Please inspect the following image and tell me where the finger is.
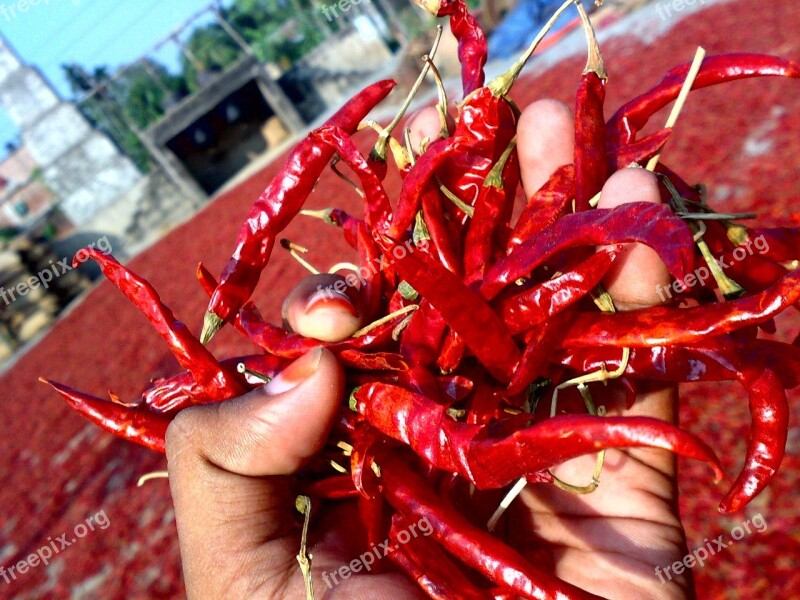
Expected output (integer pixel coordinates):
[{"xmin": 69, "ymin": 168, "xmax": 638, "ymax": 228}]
[
  {"xmin": 406, "ymin": 105, "xmax": 451, "ymax": 153},
  {"xmin": 166, "ymin": 348, "xmax": 343, "ymax": 597},
  {"xmin": 596, "ymin": 167, "xmax": 677, "ymax": 468},
  {"xmin": 517, "ymin": 99, "xmax": 575, "ymax": 197},
  {"xmin": 597, "ymin": 167, "xmax": 671, "ymax": 310},
  {"xmin": 282, "ymin": 273, "xmax": 364, "ymax": 342}
]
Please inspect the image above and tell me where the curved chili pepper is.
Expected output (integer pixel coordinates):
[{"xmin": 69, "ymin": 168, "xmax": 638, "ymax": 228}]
[
  {"xmin": 390, "ymin": 241, "xmax": 520, "ymax": 380},
  {"xmin": 422, "ymin": 188, "xmax": 462, "ymax": 274},
  {"xmin": 496, "ymin": 248, "xmax": 619, "ymax": 334},
  {"xmin": 75, "ymin": 249, "xmax": 246, "ymax": 400},
  {"xmin": 202, "ymin": 79, "xmax": 396, "ymax": 342},
  {"xmin": 42, "ymin": 379, "xmax": 171, "ymax": 453},
  {"xmin": 311, "ymin": 125, "xmax": 392, "ymax": 229},
  {"xmin": 143, "ymin": 354, "xmax": 286, "ymax": 413},
  {"xmin": 560, "ymin": 270, "xmax": 800, "ymax": 348},
  {"xmin": 400, "ymin": 299, "xmax": 448, "ymax": 368},
  {"xmin": 609, "ymin": 128, "xmax": 671, "ymax": 170},
  {"xmin": 464, "ymin": 139, "xmax": 517, "ymax": 282},
  {"xmin": 483, "ymin": 202, "xmax": 696, "ymax": 300},
  {"xmin": 387, "ymin": 514, "xmax": 493, "ymax": 600},
  {"xmin": 719, "ymin": 366, "xmax": 789, "ymax": 513},
  {"xmin": 608, "ymin": 54, "xmax": 800, "ymax": 145},
  {"xmin": 354, "ymin": 383, "xmax": 723, "ymax": 489},
  {"xmin": 508, "ymin": 164, "xmax": 575, "ymax": 250},
  {"xmin": 506, "ymin": 313, "xmax": 569, "ymax": 396},
  {"xmin": 379, "ymin": 451, "xmax": 604, "ymax": 600},
  {"xmin": 390, "ymin": 137, "xmax": 461, "ymax": 239},
  {"xmin": 434, "ymin": 0, "xmax": 487, "ymax": 97}
]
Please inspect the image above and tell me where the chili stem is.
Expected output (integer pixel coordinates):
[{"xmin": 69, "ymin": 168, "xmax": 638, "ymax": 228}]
[
  {"xmin": 371, "ymin": 26, "xmax": 444, "ymax": 161},
  {"xmin": 487, "ymin": 477, "xmax": 528, "ymax": 531},
  {"xmin": 352, "ymin": 304, "xmax": 418, "ymax": 338},
  {"xmin": 237, "ymin": 363, "xmax": 272, "ymax": 384},
  {"xmin": 646, "ymin": 47, "xmax": 706, "ymax": 171},
  {"xmin": 328, "ymin": 262, "xmax": 361, "ymax": 274},
  {"xmin": 330, "ymin": 156, "xmax": 365, "ymax": 199},
  {"xmin": 576, "ymin": 0, "xmax": 606, "ymax": 79},
  {"xmin": 136, "ymin": 471, "xmax": 169, "ymax": 487},
  {"xmin": 280, "ymin": 239, "xmax": 320, "ymax": 275},
  {"xmin": 437, "ymin": 178, "xmax": 475, "ymax": 217},
  {"xmin": 548, "ymin": 384, "xmax": 606, "ymax": 494},
  {"xmin": 488, "ymin": 0, "xmax": 578, "ymax": 97},
  {"xmin": 661, "ymin": 175, "xmax": 745, "ymax": 297},
  {"xmin": 423, "ymin": 55, "xmax": 450, "ymax": 139},
  {"xmin": 295, "ymin": 495, "xmax": 315, "ymax": 600}
]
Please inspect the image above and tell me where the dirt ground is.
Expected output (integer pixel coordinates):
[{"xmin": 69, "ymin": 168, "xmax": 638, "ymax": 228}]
[{"xmin": 1, "ymin": 0, "xmax": 798, "ymax": 597}]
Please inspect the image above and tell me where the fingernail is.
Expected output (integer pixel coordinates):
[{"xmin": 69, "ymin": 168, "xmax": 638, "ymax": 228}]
[
  {"xmin": 305, "ymin": 288, "xmax": 359, "ymax": 318},
  {"xmin": 265, "ymin": 348, "xmax": 323, "ymax": 395}
]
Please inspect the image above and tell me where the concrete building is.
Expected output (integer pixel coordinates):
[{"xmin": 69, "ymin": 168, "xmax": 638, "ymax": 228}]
[{"xmin": 0, "ymin": 35, "xmax": 142, "ymax": 229}]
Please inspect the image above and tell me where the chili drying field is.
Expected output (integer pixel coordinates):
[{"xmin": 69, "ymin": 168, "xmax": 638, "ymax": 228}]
[{"xmin": 2, "ymin": 0, "xmax": 799, "ymax": 597}]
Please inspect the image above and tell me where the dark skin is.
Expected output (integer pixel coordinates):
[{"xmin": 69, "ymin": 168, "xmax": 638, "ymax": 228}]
[{"xmin": 165, "ymin": 101, "xmax": 691, "ymax": 599}]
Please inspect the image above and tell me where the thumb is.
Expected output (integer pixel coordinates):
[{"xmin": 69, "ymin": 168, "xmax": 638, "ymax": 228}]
[{"xmin": 165, "ymin": 347, "xmax": 343, "ymax": 597}]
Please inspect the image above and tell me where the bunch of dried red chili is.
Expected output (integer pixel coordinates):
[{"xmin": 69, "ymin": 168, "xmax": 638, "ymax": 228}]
[{"xmin": 44, "ymin": 0, "xmax": 800, "ymax": 597}]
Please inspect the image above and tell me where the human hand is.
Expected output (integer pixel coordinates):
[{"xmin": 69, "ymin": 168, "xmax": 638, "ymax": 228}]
[
  {"xmin": 165, "ymin": 100, "xmax": 689, "ymax": 600},
  {"xmin": 505, "ymin": 100, "xmax": 691, "ymax": 600}
]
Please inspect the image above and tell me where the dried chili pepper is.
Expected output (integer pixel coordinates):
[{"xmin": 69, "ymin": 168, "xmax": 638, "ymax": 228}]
[
  {"xmin": 76, "ymin": 249, "xmax": 246, "ymax": 400},
  {"xmin": 560, "ymin": 270, "xmax": 800, "ymax": 348},
  {"xmin": 483, "ymin": 201, "xmax": 696, "ymax": 300},
  {"xmin": 202, "ymin": 79, "xmax": 395, "ymax": 342},
  {"xmin": 42, "ymin": 379, "xmax": 171, "ymax": 453},
  {"xmin": 608, "ymin": 53, "xmax": 800, "ymax": 146},
  {"xmin": 354, "ymin": 383, "xmax": 723, "ymax": 489}
]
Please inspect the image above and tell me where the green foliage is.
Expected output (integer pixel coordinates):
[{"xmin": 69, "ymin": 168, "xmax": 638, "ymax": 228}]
[
  {"xmin": 222, "ymin": 0, "xmax": 326, "ymax": 66},
  {"xmin": 181, "ymin": 24, "xmax": 243, "ymax": 92},
  {"xmin": 61, "ymin": 0, "xmax": 331, "ymax": 169}
]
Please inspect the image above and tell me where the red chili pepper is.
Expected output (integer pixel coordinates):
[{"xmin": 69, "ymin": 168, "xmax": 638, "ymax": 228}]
[
  {"xmin": 609, "ymin": 128, "xmax": 671, "ymax": 170},
  {"xmin": 42, "ymin": 379, "xmax": 171, "ymax": 453},
  {"xmin": 387, "ymin": 514, "xmax": 492, "ymax": 600},
  {"xmin": 390, "ymin": 241, "xmax": 521, "ymax": 380},
  {"xmin": 483, "ymin": 202, "xmax": 696, "ymax": 300},
  {"xmin": 508, "ymin": 164, "xmax": 575, "ymax": 250},
  {"xmin": 355, "ymin": 383, "xmax": 723, "ymax": 489},
  {"xmin": 202, "ymin": 79, "xmax": 395, "ymax": 342},
  {"xmin": 389, "ymin": 137, "xmax": 461, "ymax": 239},
  {"xmin": 464, "ymin": 138, "xmax": 517, "ymax": 282},
  {"xmin": 574, "ymin": 70, "xmax": 608, "ymax": 211},
  {"xmin": 506, "ymin": 314, "xmax": 568, "ymax": 396},
  {"xmin": 496, "ymin": 248, "xmax": 619, "ymax": 334},
  {"xmin": 608, "ymin": 54, "xmax": 800, "ymax": 145},
  {"xmin": 300, "ymin": 475, "xmax": 358, "ymax": 499},
  {"xmin": 76, "ymin": 249, "xmax": 245, "ymax": 400},
  {"xmin": 400, "ymin": 300, "xmax": 448, "ymax": 368},
  {"xmin": 311, "ymin": 125, "xmax": 392, "ymax": 229},
  {"xmin": 432, "ymin": 0, "xmax": 487, "ymax": 97},
  {"xmin": 421, "ymin": 187, "xmax": 462, "ymax": 274},
  {"xmin": 560, "ymin": 270, "xmax": 800, "ymax": 348},
  {"xmin": 719, "ymin": 366, "xmax": 789, "ymax": 513},
  {"xmin": 378, "ymin": 450, "xmax": 604, "ymax": 600},
  {"xmin": 143, "ymin": 354, "xmax": 286, "ymax": 413}
]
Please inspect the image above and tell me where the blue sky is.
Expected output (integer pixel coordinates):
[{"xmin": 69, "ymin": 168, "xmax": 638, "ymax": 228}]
[{"xmin": 0, "ymin": 0, "xmax": 216, "ymax": 153}]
